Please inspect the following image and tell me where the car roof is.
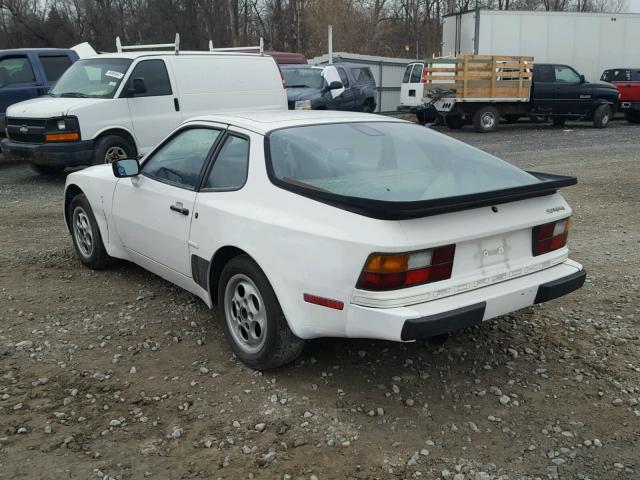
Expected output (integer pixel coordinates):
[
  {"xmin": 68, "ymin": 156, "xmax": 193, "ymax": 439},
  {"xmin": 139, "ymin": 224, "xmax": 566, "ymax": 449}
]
[
  {"xmin": 186, "ymin": 111, "xmax": 407, "ymax": 135},
  {"xmin": 84, "ymin": 51, "xmax": 267, "ymax": 60}
]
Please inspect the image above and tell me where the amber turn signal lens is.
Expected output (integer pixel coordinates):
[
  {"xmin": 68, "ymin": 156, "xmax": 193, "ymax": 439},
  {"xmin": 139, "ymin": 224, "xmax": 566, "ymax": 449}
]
[
  {"xmin": 46, "ymin": 132, "xmax": 79, "ymax": 142},
  {"xmin": 364, "ymin": 253, "xmax": 409, "ymax": 273}
]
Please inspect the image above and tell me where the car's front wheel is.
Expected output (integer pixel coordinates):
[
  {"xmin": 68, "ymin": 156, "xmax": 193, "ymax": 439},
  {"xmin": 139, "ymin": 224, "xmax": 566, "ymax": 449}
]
[
  {"xmin": 218, "ymin": 255, "xmax": 305, "ymax": 370},
  {"xmin": 68, "ymin": 193, "xmax": 114, "ymax": 270}
]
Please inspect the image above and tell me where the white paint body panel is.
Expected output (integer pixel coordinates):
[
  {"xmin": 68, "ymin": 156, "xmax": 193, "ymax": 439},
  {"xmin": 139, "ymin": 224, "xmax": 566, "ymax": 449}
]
[
  {"xmin": 7, "ymin": 52, "xmax": 287, "ymax": 155},
  {"xmin": 64, "ymin": 111, "xmax": 583, "ymax": 342},
  {"xmin": 442, "ymin": 10, "xmax": 640, "ymax": 82}
]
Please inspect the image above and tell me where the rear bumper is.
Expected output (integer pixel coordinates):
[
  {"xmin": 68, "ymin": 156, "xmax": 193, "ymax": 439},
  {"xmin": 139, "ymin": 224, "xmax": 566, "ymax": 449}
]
[
  {"xmin": 345, "ymin": 260, "xmax": 585, "ymax": 341},
  {"xmin": 0, "ymin": 138, "xmax": 94, "ymax": 167}
]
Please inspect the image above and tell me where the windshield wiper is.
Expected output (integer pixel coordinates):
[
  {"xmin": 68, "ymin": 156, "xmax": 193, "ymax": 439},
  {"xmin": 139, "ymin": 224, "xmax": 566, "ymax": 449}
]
[{"xmin": 59, "ymin": 92, "xmax": 88, "ymax": 98}]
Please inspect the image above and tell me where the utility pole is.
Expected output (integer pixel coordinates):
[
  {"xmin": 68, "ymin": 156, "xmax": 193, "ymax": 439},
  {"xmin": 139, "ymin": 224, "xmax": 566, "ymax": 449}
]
[{"xmin": 328, "ymin": 25, "xmax": 333, "ymax": 64}]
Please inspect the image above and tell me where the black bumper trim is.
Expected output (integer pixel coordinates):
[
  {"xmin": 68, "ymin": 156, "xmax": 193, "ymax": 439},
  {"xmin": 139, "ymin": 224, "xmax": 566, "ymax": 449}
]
[
  {"xmin": 400, "ymin": 302, "xmax": 486, "ymax": 341},
  {"xmin": 534, "ymin": 269, "xmax": 586, "ymax": 304},
  {"xmin": 0, "ymin": 138, "xmax": 94, "ymax": 167}
]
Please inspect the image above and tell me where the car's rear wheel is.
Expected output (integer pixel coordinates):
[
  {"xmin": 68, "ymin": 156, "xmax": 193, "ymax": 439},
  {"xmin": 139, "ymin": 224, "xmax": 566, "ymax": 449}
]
[
  {"xmin": 472, "ymin": 106, "xmax": 500, "ymax": 133},
  {"xmin": 93, "ymin": 134, "xmax": 135, "ymax": 165},
  {"xmin": 218, "ymin": 255, "xmax": 305, "ymax": 370},
  {"xmin": 593, "ymin": 104, "xmax": 612, "ymax": 128},
  {"xmin": 362, "ymin": 98, "xmax": 375, "ymax": 113},
  {"xmin": 30, "ymin": 164, "xmax": 65, "ymax": 175},
  {"xmin": 68, "ymin": 194, "xmax": 114, "ymax": 270},
  {"xmin": 625, "ymin": 111, "xmax": 640, "ymax": 124}
]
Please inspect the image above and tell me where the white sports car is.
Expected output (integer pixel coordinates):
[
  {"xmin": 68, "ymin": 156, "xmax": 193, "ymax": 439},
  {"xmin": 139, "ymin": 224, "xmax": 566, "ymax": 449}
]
[{"xmin": 64, "ymin": 111, "xmax": 586, "ymax": 369}]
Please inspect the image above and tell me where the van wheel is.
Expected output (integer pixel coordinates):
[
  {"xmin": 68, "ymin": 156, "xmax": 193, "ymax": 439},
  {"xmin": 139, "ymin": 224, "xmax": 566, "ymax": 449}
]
[
  {"xmin": 625, "ymin": 111, "xmax": 640, "ymax": 124},
  {"xmin": 93, "ymin": 135, "xmax": 136, "ymax": 165},
  {"xmin": 218, "ymin": 255, "xmax": 305, "ymax": 370},
  {"xmin": 31, "ymin": 164, "xmax": 65, "ymax": 175},
  {"xmin": 593, "ymin": 104, "xmax": 611, "ymax": 128},
  {"xmin": 445, "ymin": 115, "xmax": 465, "ymax": 129},
  {"xmin": 473, "ymin": 107, "xmax": 500, "ymax": 133}
]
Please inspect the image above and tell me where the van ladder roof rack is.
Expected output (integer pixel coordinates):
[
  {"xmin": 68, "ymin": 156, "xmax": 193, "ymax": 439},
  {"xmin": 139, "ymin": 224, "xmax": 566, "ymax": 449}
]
[
  {"xmin": 116, "ymin": 33, "xmax": 181, "ymax": 54},
  {"xmin": 208, "ymin": 37, "xmax": 264, "ymax": 55}
]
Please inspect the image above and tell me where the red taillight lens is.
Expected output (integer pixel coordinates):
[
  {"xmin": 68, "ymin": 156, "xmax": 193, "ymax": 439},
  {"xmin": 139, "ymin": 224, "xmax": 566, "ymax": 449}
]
[
  {"xmin": 356, "ymin": 244, "xmax": 456, "ymax": 291},
  {"xmin": 532, "ymin": 217, "xmax": 571, "ymax": 256},
  {"xmin": 420, "ymin": 68, "xmax": 429, "ymax": 84}
]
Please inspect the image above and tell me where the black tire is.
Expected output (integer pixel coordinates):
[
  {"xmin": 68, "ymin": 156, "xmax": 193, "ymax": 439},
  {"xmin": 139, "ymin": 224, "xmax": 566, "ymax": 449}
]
[
  {"xmin": 445, "ymin": 115, "xmax": 465, "ymax": 129},
  {"xmin": 68, "ymin": 193, "xmax": 114, "ymax": 270},
  {"xmin": 362, "ymin": 99, "xmax": 375, "ymax": 113},
  {"xmin": 30, "ymin": 164, "xmax": 65, "ymax": 175},
  {"xmin": 593, "ymin": 104, "xmax": 612, "ymax": 128},
  {"xmin": 93, "ymin": 134, "xmax": 136, "ymax": 165},
  {"xmin": 552, "ymin": 117, "xmax": 567, "ymax": 127},
  {"xmin": 625, "ymin": 111, "xmax": 640, "ymax": 124},
  {"xmin": 472, "ymin": 106, "xmax": 500, "ymax": 133},
  {"xmin": 217, "ymin": 255, "xmax": 305, "ymax": 370},
  {"xmin": 503, "ymin": 115, "xmax": 520, "ymax": 124}
]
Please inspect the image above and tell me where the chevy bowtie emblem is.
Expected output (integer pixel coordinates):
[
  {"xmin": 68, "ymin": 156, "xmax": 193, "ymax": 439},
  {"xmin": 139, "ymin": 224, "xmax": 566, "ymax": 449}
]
[{"xmin": 19, "ymin": 126, "xmax": 28, "ymax": 134}]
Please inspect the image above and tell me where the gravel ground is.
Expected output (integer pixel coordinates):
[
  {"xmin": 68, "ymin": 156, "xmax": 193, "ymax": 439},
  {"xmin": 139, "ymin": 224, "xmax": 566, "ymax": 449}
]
[{"xmin": 0, "ymin": 120, "xmax": 639, "ymax": 480}]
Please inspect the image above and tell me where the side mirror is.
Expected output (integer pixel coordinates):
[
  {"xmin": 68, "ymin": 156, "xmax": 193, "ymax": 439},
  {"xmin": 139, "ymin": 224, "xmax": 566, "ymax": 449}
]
[
  {"xmin": 129, "ymin": 77, "xmax": 147, "ymax": 96},
  {"xmin": 579, "ymin": 74, "xmax": 585, "ymax": 83},
  {"xmin": 328, "ymin": 80, "xmax": 343, "ymax": 90},
  {"xmin": 112, "ymin": 158, "xmax": 140, "ymax": 178}
]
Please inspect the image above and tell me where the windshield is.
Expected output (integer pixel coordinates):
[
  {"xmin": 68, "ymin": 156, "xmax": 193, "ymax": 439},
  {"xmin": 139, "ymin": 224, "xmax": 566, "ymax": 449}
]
[
  {"xmin": 268, "ymin": 122, "xmax": 539, "ymax": 203},
  {"xmin": 50, "ymin": 58, "xmax": 132, "ymax": 99},
  {"xmin": 283, "ymin": 68, "xmax": 324, "ymax": 89}
]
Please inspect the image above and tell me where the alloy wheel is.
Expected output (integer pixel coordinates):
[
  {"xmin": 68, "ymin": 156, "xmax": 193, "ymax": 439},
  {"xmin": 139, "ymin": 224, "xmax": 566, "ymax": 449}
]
[
  {"xmin": 224, "ymin": 274, "xmax": 267, "ymax": 354},
  {"xmin": 104, "ymin": 146, "xmax": 127, "ymax": 164},
  {"xmin": 73, "ymin": 207, "xmax": 93, "ymax": 258}
]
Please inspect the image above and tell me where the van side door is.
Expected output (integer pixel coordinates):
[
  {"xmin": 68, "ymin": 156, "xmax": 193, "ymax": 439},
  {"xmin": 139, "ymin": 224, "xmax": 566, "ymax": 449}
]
[
  {"xmin": 0, "ymin": 53, "xmax": 43, "ymax": 119},
  {"xmin": 121, "ymin": 58, "xmax": 182, "ymax": 154}
]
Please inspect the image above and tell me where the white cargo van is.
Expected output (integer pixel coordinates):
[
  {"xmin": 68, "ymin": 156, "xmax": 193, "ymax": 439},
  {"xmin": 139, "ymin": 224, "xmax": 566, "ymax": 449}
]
[
  {"xmin": 397, "ymin": 62, "xmax": 425, "ymax": 117},
  {"xmin": 2, "ymin": 40, "xmax": 287, "ymax": 174}
]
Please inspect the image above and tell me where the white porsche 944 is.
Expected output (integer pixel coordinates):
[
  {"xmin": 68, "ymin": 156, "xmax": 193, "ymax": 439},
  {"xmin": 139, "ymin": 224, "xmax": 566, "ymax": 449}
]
[{"xmin": 64, "ymin": 111, "xmax": 586, "ymax": 369}]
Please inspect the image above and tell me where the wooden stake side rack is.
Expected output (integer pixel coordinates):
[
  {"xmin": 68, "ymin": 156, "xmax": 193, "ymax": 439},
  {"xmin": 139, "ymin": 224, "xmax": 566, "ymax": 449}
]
[{"xmin": 423, "ymin": 55, "xmax": 534, "ymax": 101}]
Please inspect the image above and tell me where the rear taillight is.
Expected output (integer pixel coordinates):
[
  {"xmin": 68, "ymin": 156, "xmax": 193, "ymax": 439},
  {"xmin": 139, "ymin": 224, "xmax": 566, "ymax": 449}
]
[
  {"xmin": 532, "ymin": 217, "xmax": 571, "ymax": 256},
  {"xmin": 356, "ymin": 245, "xmax": 456, "ymax": 291},
  {"xmin": 421, "ymin": 68, "xmax": 428, "ymax": 84}
]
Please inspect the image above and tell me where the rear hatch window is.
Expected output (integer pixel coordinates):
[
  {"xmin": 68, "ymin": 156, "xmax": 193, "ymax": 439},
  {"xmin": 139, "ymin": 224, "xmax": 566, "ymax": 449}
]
[{"xmin": 267, "ymin": 122, "xmax": 574, "ymax": 219}]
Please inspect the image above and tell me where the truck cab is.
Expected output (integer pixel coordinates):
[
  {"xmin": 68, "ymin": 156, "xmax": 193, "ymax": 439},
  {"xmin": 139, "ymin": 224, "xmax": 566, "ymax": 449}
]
[
  {"xmin": 0, "ymin": 49, "xmax": 78, "ymax": 134},
  {"xmin": 530, "ymin": 64, "xmax": 619, "ymax": 127},
  {"xmin": 601, "ymin": 68, "xmax": 640, "ymax": 124}
]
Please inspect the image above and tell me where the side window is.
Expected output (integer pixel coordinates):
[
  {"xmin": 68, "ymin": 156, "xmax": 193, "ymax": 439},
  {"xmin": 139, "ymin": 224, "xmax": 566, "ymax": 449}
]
[
  {"xmin": 142, "ymin": 128, "xmax": 221, "ymax": 189},
  {"xmin": 337, "ymin": 67, "xmax": 350, "ymax": 88},
  {"xmin": 0, "ymin": 56, "xmax": 36, "ymax": 87},
  {"xmin": 534, "ymin": 65, "xmax": 555, "ymax": 83},
  {"xmin": 127, "ymin": 59, "xmax": 172, "ymax": 97},
  {"xmin": 554, "ymin": 66, "xmax": 580, "ymax": 83},
  {"xmin": 203, "ymin": 135, "xmax": 249, "ymax": 190},
  {"xmin": 410, "ymin": 63, "xmax": 423, "ymax": 83},
  {"xmin": 39, "ymin": 55, "xmax": 72, "ymax": 82},
  {"xmin": 402, "ymin": 64, "xmax": 413, "ymax": 83},
  {"xmin": 351, "ymin": 68, "xmax": 373, "ymax": 82}
]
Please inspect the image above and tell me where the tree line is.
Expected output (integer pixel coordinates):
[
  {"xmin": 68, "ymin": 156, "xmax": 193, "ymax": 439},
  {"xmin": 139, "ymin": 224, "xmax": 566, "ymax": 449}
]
[{"xmin": 0, "ymin": 0, "xmax": 627, "ymax": 59}]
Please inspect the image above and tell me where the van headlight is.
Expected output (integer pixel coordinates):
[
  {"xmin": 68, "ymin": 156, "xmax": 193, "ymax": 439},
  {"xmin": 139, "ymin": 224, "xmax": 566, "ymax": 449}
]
[
  {"xmin": 45, "ymin": 116, "xmax": 80, "ymax": 142},
  {"xmin": 295, "ymin": 100, "xmax": 312, "ymax": 110}
]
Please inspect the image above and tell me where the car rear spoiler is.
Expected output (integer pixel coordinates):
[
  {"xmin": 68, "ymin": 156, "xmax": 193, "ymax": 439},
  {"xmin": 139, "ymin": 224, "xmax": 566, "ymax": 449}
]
[{"xmin": 275, "ymin": 171, "xmax": 577, "ymax": 220}]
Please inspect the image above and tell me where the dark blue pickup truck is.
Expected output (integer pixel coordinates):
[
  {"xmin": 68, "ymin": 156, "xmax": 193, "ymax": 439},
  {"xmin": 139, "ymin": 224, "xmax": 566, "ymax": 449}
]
[{"xmin": 0, "ymin": 48, "xmax": 79, "ymax": 135}]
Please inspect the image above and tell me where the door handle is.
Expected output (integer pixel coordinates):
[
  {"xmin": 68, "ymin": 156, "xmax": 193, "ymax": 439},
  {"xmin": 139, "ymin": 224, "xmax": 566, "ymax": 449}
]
[
  {"xmin": 174, "ymin": 98, "xmax": 180, "ymax": 111},
  {"xmin": 170, "ymin": 203, "xmax": 189, "ymax": 215}
]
